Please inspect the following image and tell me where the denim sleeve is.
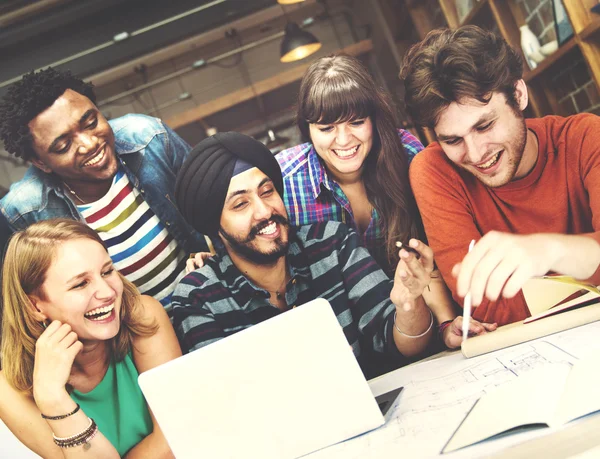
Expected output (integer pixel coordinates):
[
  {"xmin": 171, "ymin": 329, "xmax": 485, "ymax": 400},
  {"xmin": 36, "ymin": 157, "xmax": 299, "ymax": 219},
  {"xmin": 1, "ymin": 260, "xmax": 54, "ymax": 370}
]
[
  {"xmin": 0, "ymin": 211, "xmax": 14, "ymax": 264},
  {"xmin": 163, "ymin": 123, "xmax": 192, "ymax": 173}
]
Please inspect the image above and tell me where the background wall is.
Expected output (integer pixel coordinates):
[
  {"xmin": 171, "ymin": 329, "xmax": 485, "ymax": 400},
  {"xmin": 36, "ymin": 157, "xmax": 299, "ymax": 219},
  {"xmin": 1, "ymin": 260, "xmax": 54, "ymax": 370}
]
[{"xmin": 515, "ymin": 0, "xmax": 600, "ymax": 116}]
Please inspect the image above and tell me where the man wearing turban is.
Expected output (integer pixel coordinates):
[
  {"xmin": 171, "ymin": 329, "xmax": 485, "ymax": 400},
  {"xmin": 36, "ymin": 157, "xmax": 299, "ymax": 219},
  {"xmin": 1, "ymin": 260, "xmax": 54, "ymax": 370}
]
[{"xmin": 172, "ymin": 132, "xmax": 436, "ymax": 378}]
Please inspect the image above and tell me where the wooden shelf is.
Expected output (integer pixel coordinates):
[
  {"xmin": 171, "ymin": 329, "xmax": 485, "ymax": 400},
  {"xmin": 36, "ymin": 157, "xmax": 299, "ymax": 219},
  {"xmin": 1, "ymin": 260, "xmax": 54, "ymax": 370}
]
[
  {"xmin": 381, "ymin": 0, "xmax": 600, "ymax": 141},
  {"xmin": 579, "ymin": 17, "xmax": 600, "ymax": 42},
  {"xmin": 524, "ymin": 38, "xmax": 578, "ymax": 83},
  {"xmin": 460, "ymin": 0, "xmax": 489, "ymax": 27}
]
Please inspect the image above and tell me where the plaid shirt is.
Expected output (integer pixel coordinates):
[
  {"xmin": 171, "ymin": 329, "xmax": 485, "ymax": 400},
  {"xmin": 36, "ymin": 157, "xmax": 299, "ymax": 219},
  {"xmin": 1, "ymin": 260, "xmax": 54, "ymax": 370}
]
[
  {"xmin": 276, "ymin": 130, "xmax": 423, "ymax": 273},
  {"xmin": 172, "ymin": 221, "xmax": 408, "ymax": 378}
]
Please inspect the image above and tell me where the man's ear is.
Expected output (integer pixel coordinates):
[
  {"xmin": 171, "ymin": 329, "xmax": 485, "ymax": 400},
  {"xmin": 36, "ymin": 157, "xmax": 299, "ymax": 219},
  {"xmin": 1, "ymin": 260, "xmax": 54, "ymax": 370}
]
[
  {"xmin": 28, "ymin": 295, "xmax": 48, "ymax": 322},
  {"xmin": 514, "ymin": 79, "xmax": 529, "ymax": 111},
  {"xmin": 30, "ymin": 157, "xmax": 52, "ymax": 174}
]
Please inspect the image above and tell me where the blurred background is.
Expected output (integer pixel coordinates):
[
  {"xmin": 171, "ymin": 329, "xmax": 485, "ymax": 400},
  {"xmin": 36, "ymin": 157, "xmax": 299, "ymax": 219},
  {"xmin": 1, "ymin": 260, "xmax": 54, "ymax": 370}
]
[
  {"xmin": 1, "ymin": 0, "xmax": 600, "ymax": 196},
  {"xmin": 0, "ymin": 0, "xmax": 402, "ymax": 194}
]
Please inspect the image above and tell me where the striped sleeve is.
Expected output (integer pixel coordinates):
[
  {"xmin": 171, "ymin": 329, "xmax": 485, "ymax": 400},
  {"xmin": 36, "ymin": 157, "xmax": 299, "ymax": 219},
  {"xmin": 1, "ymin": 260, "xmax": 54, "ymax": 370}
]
[
  {"xmin": 326, "ymin": 223, "xmax": 399, "ymax": 357},
  {"xmin": 171, "ymin": 272, "xmax": 225, "ymax": 353}
]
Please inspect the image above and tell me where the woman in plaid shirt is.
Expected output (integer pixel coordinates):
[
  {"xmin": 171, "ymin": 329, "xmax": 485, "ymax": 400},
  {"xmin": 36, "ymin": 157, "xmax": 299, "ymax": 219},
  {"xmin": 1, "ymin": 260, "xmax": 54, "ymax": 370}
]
[{"xmin": 276, "ymin": 54, "xmax": 496, "ymax": 348}]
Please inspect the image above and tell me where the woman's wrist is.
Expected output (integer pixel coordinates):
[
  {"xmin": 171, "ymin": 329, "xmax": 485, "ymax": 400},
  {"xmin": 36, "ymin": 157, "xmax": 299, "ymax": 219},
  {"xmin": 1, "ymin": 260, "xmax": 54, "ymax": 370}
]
[
  {"xmin": 393, "ymin": 297, "xmax": 431, "ymax": 336},
  {"xmin": 35, "ymin": 391, "xmax": 76, "ymax": 417},
  {"xmin": 438, "ymin": 319, "xmax": 454, "ymax": 347}
]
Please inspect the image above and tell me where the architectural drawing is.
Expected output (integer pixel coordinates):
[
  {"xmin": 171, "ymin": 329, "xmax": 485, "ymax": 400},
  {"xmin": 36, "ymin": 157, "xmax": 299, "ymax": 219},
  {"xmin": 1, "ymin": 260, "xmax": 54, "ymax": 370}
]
[{"xmin": 308, "ymin": 335, "xmax": 586, "ymax": 459}]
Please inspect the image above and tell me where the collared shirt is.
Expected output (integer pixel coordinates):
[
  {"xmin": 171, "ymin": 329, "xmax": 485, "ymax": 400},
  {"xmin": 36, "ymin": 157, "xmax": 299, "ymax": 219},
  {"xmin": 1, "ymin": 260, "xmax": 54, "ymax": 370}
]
[
  {"xmin": 172, "ymin": 221, "xmax": 409, "ymax": 379},
  {"xmin": 276, "ymin": 130, "xmax": 423, "ymax": 273}
]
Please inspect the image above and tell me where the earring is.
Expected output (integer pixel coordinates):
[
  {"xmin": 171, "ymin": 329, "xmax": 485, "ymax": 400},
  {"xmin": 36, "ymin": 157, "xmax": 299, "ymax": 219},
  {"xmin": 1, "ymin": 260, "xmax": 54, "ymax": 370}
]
[{"xmin": 41, "ymin": 321, "xmax": 47, "ymax": 329}]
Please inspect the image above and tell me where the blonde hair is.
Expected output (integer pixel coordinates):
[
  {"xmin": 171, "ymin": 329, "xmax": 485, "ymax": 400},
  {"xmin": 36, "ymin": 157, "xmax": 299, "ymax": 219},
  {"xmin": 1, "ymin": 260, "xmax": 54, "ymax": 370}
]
[{"xmin": 1, "ymin": 219, "xmax": 157, "ymax": 394}]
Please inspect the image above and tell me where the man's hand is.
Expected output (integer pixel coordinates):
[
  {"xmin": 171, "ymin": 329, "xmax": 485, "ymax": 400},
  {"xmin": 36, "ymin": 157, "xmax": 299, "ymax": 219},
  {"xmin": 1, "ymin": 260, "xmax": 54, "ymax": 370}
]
[
  {"xmin": 390, "ymin": 239, "xmax": 434, "ymax": 309},
  {"xmin": 443, "ymin": 316, "xmax": 497, "ymax": 349},
  {"xmin": 452, "ymin": 232, "xmax": 600, "ymax": 307},
  {"xmin": 186, "ymin": 252, "xmax": 212, "ymax": 274}
]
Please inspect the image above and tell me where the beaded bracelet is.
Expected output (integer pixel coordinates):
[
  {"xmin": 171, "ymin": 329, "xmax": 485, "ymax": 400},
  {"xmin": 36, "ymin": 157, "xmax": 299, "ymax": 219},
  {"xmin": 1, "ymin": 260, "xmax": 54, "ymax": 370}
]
[
  {"xmin": 438, "ymin": 319, "xmax": 454, "ymax": 345},
  {"xmin": 53, "ymin": 417, "xmax": 98, "ymax": 449},
  {"xmin": 41, "ymin": 403, "xmax": 80, "ymax": 420},
  {"xmin": 53, "ymin": 417, "xmax": 92, "ymax": 442},
  {"xmin": 59, "ymin": 426, "xmax": 98, "ymax": 450},
  {"xmin": 393, "ymin": 309, "xmax": 434, "ymax": 338}
]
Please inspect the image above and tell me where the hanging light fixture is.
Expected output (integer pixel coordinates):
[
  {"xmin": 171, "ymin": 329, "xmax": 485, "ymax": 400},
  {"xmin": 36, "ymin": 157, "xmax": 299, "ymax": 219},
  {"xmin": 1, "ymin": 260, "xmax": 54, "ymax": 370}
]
[
  {"xmin": 265, "ymin": 129, "xmax": 289, "ymax": 153},
  {"xmin": 280, "ymin": 21, "xmax": 322, "ymax": 63},
  {"xmin": 277, "ymin": 0, "xmax": 305, "ymax": 4}
]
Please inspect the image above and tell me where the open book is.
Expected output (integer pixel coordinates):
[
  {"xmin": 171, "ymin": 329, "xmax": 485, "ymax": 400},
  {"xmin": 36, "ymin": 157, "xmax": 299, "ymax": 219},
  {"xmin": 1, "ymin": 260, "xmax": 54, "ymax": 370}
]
[
  {"xmin": 461, "ymin": 276, "xmax": 600, "ymax": 358},
  {"xmin": 443, "ymin": 356, "xmax": 600, "ymax": 453}
]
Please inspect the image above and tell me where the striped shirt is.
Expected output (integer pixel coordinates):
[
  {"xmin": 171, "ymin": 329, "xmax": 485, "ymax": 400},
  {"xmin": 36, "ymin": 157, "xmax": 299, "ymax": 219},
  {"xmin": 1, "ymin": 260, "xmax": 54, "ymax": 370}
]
[
  {"xmin": 172, "ymin": 221, "xmax": 408, "ymax": 379},
  {"xmin": 276, "ymin": 130, "xmax": 423, "ymax": 273},
  {"xmin": 79, "ymin": 169, "xmax": 187, "ymax": 312}
]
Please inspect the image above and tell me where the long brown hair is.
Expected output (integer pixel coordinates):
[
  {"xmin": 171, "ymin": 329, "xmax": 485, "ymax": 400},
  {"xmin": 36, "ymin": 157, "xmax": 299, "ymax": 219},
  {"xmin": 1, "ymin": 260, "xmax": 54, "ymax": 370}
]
[
  {"xmin": 1, "ymin": 219, "xmax": 157, "ymax": 394},
  {"xmin": 297, "ymin": 54, "xmax": 423, "ymax": 270}
]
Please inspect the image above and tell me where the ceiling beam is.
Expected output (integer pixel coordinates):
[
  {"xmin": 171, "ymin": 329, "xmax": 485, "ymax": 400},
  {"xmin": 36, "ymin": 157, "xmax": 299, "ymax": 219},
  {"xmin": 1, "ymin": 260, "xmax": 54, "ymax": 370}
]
[
  {"xmin": 0, "ymin": 0, "xmax": 75, "ymax": 28},
  {"xmin": 87, "ymin": 0, "xmax": 321, "ymax": 87},
  {"xmin": 166, "ymin": 39, "xmax": 373, "ymax": 129}
]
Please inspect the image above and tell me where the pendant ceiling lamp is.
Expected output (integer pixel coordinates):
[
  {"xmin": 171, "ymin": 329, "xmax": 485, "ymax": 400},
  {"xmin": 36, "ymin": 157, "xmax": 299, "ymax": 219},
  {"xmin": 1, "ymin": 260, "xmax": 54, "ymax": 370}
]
[
  {"xmin": 277, "ymin": 0, "xmax": 305, "ymax": 4},
  {"xmin": 280, "ymin": 21, "xmax": 322, "ymax": 63},
  {"xmin": 265, "ymin": 129, "xmax": 289, "ymax": 152}
]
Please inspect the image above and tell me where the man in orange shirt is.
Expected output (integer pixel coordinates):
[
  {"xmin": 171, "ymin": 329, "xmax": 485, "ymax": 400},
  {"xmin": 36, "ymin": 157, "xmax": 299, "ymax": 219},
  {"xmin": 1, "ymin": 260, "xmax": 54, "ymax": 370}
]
[{"xmin": 400, "ymin": 25, "xmax": 600, "ymax": 326}]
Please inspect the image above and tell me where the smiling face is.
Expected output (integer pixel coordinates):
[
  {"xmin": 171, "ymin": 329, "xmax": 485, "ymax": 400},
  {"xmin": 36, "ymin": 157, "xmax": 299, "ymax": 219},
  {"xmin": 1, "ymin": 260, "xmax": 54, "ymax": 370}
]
[
  {"xmin": 434, "ymin": 81, "xmax": 534, "ymax": 188},
  {"xmin": 219, "ymin": 167, "xmax": 289, "ymax": 265},
  {"xmin": 28, "ymin": 89, "xmax": 118, "ymax": 197},
  {"xmin": 308, "ymin": 117, "xmax": 373, "ymax": 182},
  {"xmin": 31, "ymin": 238, "xmax": 123, "ymax": 343}
]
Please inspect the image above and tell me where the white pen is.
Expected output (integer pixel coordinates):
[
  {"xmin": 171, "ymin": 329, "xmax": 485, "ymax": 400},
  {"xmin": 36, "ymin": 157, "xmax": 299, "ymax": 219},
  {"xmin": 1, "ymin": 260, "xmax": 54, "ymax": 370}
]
[{"xmin": 462, "ymin": 239, "xmax": 476, "ymax": 342}]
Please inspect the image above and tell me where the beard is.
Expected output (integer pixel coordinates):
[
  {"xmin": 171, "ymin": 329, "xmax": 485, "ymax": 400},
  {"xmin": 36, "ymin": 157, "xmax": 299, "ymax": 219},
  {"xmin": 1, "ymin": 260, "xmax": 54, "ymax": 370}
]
[
  {"xmin": 468, "ymin": 111, "xmax": 528, "ymax": 188},
  {"xmin": 219, "ymin": 214, "xmax": 290, "ymax": 265}
]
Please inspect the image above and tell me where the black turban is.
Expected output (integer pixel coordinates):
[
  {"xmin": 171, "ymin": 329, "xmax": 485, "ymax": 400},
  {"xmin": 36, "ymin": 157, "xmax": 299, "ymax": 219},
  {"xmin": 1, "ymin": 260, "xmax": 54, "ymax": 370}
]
[{"xmin": 175, "ymin": 132, "xmax": 284, "ymax": 237}]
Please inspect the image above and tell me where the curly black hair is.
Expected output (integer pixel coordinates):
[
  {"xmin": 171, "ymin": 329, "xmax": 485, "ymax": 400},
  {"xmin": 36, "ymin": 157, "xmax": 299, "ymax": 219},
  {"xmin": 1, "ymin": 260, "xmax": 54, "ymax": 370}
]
[{"xmin": 0, "ymin": 67, "xmax": 96, "ymax": 160}]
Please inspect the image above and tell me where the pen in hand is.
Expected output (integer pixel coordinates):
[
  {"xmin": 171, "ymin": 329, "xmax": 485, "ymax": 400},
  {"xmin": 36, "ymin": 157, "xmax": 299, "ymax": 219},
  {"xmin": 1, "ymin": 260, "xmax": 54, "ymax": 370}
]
[
  {"xmin": 395, "ymin": 241, "xmax": 421, "ymax": 258},
  {"xmin": 462, "ymin": 239, "xmax": 476, "ymax": 342}
]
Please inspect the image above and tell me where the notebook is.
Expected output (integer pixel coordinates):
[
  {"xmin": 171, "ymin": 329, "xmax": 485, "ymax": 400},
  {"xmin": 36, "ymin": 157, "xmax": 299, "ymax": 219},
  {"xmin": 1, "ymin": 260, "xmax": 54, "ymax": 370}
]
[
  {"xmin": 443, "ymin": 355, "xmax": 600, "ymax": 453},
  {"xmin": 138, "ymin": 298, "xmax": 390, "ymax": 459}
]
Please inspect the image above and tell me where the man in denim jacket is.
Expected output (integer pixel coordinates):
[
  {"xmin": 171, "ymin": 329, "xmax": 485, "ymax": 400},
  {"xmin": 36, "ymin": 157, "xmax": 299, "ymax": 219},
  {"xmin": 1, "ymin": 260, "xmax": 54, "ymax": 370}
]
[{"xmin": 0, "ymin": 68, "xmax": 208, "ymax": 311}]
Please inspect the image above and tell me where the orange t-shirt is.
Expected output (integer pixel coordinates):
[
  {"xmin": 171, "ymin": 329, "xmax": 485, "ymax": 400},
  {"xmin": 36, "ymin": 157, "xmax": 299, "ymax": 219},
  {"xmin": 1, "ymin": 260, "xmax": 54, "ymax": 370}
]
[{"xmin": 409, "ymin": 114, "xmax": 600, "ymax": 326}]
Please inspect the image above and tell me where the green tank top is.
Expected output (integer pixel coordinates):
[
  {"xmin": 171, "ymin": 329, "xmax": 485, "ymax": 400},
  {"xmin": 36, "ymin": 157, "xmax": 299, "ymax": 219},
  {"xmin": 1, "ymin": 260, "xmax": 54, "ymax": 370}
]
[{"xmin": 70, "ymin": 352, "xmax": 152, "ymax": 456}]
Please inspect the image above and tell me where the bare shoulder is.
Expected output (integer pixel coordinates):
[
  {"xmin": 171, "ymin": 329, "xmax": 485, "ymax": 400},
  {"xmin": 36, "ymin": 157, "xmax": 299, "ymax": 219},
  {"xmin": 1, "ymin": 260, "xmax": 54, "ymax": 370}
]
[
  {"xmin": 132, "ymin": 296, "xmax": 182, "ymax": 373},
  {"xmin": 139, "ymin": 294, "xmax": 169, "ymax": 319}
]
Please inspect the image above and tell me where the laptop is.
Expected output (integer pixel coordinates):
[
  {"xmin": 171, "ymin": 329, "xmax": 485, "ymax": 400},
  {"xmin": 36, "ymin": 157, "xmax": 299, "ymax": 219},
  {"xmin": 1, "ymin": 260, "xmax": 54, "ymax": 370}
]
[{"xmin": 139, "ymin": 298, "xmax": 397, "ymax": 459}]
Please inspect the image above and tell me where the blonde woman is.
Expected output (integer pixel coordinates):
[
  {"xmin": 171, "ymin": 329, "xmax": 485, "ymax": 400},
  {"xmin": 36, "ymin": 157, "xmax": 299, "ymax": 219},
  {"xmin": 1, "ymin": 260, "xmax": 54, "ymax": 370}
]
[{"xmin": 0, "ymin": 219, "xmax": 179, "ymax": 458}]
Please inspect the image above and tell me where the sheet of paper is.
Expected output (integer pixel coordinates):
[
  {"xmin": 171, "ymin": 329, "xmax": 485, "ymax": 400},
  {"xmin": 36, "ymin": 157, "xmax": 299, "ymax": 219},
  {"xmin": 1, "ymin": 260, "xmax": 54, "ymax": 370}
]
[
  {"xmin": 555, "ymin": 355, "xmax": 600, "ymax": 426},
  {"xmin": 443, "ymin": 364, "xmax": 570, "ymax": 453},
  {"xmin": 461, "ymin": 303, "xmax": 600, "ymax": 358}
]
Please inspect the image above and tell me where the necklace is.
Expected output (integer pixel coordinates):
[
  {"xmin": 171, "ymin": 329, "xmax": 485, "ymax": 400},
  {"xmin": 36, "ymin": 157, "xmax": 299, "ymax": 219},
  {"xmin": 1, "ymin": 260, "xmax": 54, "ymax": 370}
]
[
  {"xmin": 264, "ymin": 272, "xmax": 289, "ymax": 300},
  {"xmin": 63, "ymin": 182, "xmax": 85, "ymax": 205}
]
